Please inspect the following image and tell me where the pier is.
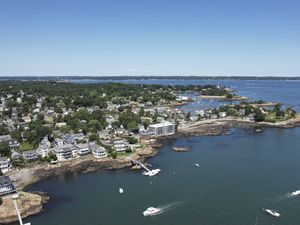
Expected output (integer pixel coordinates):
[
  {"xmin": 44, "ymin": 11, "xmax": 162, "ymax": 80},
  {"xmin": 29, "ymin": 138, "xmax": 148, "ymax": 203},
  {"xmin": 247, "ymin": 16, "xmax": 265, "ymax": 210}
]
[{"xmin": 126, "ymin": 157, "xmax": 160, "ymax": 176}]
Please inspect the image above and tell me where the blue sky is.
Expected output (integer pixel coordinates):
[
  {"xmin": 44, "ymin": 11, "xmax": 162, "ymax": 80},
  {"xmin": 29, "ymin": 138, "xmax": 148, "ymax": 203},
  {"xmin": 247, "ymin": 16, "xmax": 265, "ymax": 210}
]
[{"xmin": 0, "ymin": 0, "xmax": 300, "ymax": 76}]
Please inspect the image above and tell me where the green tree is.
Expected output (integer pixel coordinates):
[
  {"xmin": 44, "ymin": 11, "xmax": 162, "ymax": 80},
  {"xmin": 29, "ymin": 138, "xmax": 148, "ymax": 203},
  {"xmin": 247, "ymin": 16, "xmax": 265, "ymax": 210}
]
[
  {"xmin": 89, "ymin": 134, "xmax": 99, "ymax": 142},
  {"xmin": 254, "ymin": 108, "xmax": 265, "ymax": 122},
  {"xmin": 0, "ymin": 142, "xmax": 11, "ymax": 157},
  {"xmin": 127, "ymin": 121, "xmax": 138, "ymax": 132},
  {"xmin": 110, "ymin": 151, "xmax": 117, "ymax": 159},
  {"xmin": 138, "ymin": 107, "xmax": 145, "ymax": 117},
  {"xmin": 0, "ymin": 197, "xmax": 3, "ymax": 206}
]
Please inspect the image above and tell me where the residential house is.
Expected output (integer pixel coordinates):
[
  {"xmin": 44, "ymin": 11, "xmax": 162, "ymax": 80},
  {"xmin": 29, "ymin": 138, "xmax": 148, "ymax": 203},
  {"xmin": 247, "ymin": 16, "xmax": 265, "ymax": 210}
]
[
  {"xmin": 0, "ymin": 176, "xmax": 16, "ymax": 197},
  {"xmin": 36, "ymin": 144, "xmax": 49, "ymax": 158},
  {"xmin": 11, "ymin": 151, "xmax": 22, "ymax": 162},
  {"xmin": 0, "ymin": 157, "xmax": 11, "ymax": 173},
  {"xmin": 0, "ymin": 135, "xmax": 20, "ymax": 150},
  {"xmin": 54, "ymin": 138, "xmax": 64, "ymax": 146},
  {"xmin": 113, "ymin": 139, "xmax": 128, "ymax": 152},
  {"xmin": 98, "ymin": 130, "xmax": 110, "ymax": 140},
  {"xmin": 55, "ymin": 144, "xmax": 74, "ymax": 161},
  {"xmin": 64, "ymin": 135, "xmax": 76, "ymax": 145},
  {"xmin": 22, "ymin": 150, "xmax": 39, "ymax": 161},
  {"xmin": 74, "ymin": 133, "xmax": 86, "ymax": 142},
  {"xmin": 74, "ymin": 143, "xmax": 90, "ymax": 156},
  {"xmin": 90, "ymin": 144, "xmax": 107, "ymax": 158},
  {"xmin": 11, "ymin": 107, "xmax": 18, "ymax": 122}
]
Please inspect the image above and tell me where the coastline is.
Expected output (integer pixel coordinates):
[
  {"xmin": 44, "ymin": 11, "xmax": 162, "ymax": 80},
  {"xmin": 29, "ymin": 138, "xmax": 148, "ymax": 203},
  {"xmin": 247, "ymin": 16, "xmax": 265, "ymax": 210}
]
[
  {"xmin": 200, "ymin": 95, "xmax": 249, "ymax": 100},
  {"xmin": 2, "ymin": 114, "xmax": 300, "ymax": 223}
]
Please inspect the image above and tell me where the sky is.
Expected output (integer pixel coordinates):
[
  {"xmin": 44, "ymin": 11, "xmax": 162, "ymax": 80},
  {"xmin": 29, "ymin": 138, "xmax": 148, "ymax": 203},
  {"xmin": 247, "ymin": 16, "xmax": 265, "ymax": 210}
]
[{"xmin": 0, "ymin": 0, "xmax": 300, "ymax": 77}]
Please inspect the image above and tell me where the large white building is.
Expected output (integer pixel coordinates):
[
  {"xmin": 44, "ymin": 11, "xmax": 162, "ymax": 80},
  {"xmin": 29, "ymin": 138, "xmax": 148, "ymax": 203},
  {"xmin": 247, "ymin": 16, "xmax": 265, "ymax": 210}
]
[
  {"xmin": 0, "ymin": 157, "xmax": 11, "ymax": 173},
  {"xmin": 55, "ymin": 144, "xmax": 74, "ymax": 161},
  {"xmin": 148, "ymin": 121, "xmax": 176, "ymax": 137}
]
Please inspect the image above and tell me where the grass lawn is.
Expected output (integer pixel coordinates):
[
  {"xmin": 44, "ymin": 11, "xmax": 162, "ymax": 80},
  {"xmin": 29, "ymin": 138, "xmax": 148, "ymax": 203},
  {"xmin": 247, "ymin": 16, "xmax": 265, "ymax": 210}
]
[
  {"xmin": 19, "ymin": 142, "xmax": 34, "ymax": 151},
  {"xmin": 265, "ymin": 112, "xmax": 294, "ymax": 123}
]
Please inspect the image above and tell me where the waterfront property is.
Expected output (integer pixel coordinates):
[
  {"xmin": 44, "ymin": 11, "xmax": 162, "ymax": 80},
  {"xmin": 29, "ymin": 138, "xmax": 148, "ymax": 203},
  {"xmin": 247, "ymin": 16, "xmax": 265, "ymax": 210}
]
[
  {"xmin": 0, "ymin": 157, "xmax": 11, "ymax": 173},
  {"xmin": 55, "ymin": 144, "xmax": 74, "ymax": 161},
  {"xmin": 22, "ymin": 150, "xmax": 39, "ymax": 161},
  {"xmin": 75, "ymin": 143, "xmax": 90, "ymax": 156},
  {"xmin": 90, "ymin": 144, "xmax": 107, "ymax": 158},
  {"xmin": 148, "ymin": 121, "xmax": 176, "ymax": 137},
  {"xmin": 113, "ymin": 139, "xmax": 128, "ymax": 152},
  {"xmin": 0, "ymin": 176, "xmax": 16, "ymax": 197}
]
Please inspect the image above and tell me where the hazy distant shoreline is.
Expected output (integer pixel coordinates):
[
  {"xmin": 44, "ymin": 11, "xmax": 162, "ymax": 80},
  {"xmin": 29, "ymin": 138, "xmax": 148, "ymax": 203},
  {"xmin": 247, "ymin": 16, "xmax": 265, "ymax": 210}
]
[{"xmin": 0, "ymin": 75, "xmax": 300, "ymax": 81}]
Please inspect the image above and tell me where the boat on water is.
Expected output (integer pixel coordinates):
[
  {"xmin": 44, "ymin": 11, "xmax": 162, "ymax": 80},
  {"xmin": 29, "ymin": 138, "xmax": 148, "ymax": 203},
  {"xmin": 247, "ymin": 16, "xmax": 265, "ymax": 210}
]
[
  {"xmin": 143, "ymin": 169, "xmax": 161, "ymax": 177},
  {"xmin": 263, "ymin": 209, "xmax": 280, "ymax": 217},
  {"xmin": 119, "ymin": 188, "xmax": 124, "ymax": 194},
  {"xmin": 291, "ymin": 190, "xmax": 300, "ymax": 196},
  {"xmin": 194, "ymin": 163, "xmax": 200, "ymax": 167},
  {"xmin": 143, "ymin": 207, "xmax": 162, "ymax": 216}
]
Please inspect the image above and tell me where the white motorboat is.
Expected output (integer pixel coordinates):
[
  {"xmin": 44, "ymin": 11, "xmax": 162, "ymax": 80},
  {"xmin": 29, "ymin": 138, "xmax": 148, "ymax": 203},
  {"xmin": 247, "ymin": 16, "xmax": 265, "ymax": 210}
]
[
  {"xmin": 143, "ymin": 169, "xmax": 161, "ymax": 177},
  {"xmin": 119, "ymin": 188, "xmax": 124, "ymax": 194},
  {"xmin": 143, "ymin": 207, "xmax": 162, "ymax": 216},
  {"xmin": 263, "ymin": 209, "xmax": 280, "ymax": 217},
  {"xmin": 194, "ymin": 163, "xmax": 200, "ymax": 167},
  {"xmin": 291, "ymin": 190, "xmax": 300, "ymax": 196}
]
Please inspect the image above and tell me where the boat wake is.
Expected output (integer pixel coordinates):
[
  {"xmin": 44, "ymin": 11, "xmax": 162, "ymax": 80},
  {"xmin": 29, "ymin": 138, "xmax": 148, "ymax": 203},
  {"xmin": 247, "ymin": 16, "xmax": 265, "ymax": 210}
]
[
  {"xmin": 272, "ymin": 190, "xmax": 300, "ymax": 202},
  {"xmin": 158, "ymin": 201, "xmax": 184, "ymax": 213}
]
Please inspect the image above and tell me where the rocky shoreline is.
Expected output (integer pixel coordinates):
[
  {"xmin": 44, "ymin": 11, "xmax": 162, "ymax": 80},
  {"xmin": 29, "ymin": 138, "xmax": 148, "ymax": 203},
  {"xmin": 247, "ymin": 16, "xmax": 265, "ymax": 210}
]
[
  {"xmin": 0, "ymin": 192, "xmax": 49, "ymax": 225},
  {"xmin": 2, "ymin": 146, "xmax": 157, "ymax": 224}
]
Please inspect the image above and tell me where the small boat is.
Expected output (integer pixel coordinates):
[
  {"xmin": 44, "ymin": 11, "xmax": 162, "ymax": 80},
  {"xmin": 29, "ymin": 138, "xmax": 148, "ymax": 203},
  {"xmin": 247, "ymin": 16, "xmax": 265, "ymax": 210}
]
[
  {"xmin": 143, "ymin": 207, "xmax": 162, "ymax": 216},
  {"xmin": 263, "ymin": 208, "xmax": 280, "ymax": 217},
  {"xmin": 291, "ymin": 190, "xmax": 300, "ymax": 196},
  {"xmin": 119, "ymin": 188, "xmax": 124, "ymax": 194},
  {"xmin": 143, "ymin": 169, "xmax": 161, "ymax": 177},
  {"xmin": 194, "ymin": 163, "xmax": 200, "ymax": 167}
]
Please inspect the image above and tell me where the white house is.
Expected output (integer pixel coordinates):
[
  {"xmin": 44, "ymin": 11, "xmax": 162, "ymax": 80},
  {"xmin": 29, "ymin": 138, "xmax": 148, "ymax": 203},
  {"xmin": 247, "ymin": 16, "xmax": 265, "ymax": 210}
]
[
  {"xmin": 90, "ymin": 144, "xmax": 107, "ymax": 158},
  {"xmin": 0, "ymin": 157, "xmax": 11, "ymax": 173},
  {"xmin": 148, "ymin": 121, "xmax": 176, "ymax": 137},
  {"xmin": 113, "ymin": 139, "xmax": 128, "ymax": 152},
  {"xmin": 36, "ymin": 145, "xmax": 49, "ymax": 158},
  {"xmin": 74, "ymin": 143, "xmax": 90, "ymax": 156},
  {"xmin": 55, "ymin": 144, "xmax": 74, "ymax": 161}
]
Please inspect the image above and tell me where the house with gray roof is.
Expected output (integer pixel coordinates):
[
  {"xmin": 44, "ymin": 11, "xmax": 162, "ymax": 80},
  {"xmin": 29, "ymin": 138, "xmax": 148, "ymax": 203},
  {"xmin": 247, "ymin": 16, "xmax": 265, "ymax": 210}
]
[
  {"xmin": 55, "ymin": 144, "xmax": 74, "ymax": 161},
  {"xmin": 22, "ymin": 150, "xmax": 39, "ymax": 161},
  {"xmin": 0, "ymin": 176, "xmax": 16, "ymax": 197}
]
